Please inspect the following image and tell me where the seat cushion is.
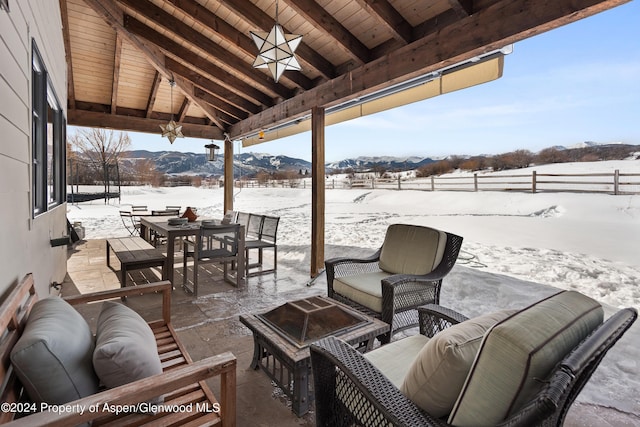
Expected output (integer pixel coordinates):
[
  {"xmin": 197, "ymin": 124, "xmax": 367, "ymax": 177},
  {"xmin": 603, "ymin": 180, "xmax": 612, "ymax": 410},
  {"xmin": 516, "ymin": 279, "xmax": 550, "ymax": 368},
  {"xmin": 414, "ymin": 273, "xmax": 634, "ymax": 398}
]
[
  {"xmin": 365, "ymin": 334, "xmax": 430, "ymax": 388},
  {"xmin": 448, "ymin": 291, "xmax": 603, "ymax": 426},
  {"xmin": 333, "ymin": 271, "xmax": 391, "ymax": 312},
  {"xmin": 10, "ymin": 297, "xmax": 100, "ymax": 405},
  {"xmin": 400, "ymin": 310, "xmax": 515, "ymax": 418},
  {"xmin": 93, "ymin": 301, "xmax": 163, "ymax": 404},
  {"xmin": 379, "ymin": 224, "xmax": 446, "ymax": 275}
]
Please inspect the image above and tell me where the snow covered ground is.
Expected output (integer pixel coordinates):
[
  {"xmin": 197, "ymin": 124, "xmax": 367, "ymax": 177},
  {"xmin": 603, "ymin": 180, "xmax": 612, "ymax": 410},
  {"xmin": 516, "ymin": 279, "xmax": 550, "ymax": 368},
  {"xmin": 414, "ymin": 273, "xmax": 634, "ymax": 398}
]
[{"xmin": 68, "ymin": 159, "xmax": 640, "ymax": 310}]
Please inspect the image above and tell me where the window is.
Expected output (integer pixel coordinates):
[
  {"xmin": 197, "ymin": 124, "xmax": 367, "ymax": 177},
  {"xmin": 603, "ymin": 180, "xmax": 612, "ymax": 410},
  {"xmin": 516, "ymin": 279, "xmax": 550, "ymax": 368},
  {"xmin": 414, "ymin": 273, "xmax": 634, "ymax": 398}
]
[{"xmin": 32, "ymin": 41, "xmax": 65, "ymax": 216}]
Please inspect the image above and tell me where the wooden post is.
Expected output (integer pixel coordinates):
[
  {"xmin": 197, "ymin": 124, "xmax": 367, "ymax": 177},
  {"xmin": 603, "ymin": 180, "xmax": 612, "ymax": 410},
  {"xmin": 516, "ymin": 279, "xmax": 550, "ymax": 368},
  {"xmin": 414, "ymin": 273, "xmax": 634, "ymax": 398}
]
[
  {"xmin": 614, "ymin": 169, "xmax": 619, "ymax": 195},
  {"xmin": 473, "ymin": 173, "xmax": 478, "ymax": 192},
  {"xmin": 311, "ymin": 106, "xmax": 325, "ymax": 277},
  {"xmin": 224, "ymin": 138, "xmax": 233, "ymax": 213},
  {"xmin": 532, "ymin": 170, "xmax": 537, "ymax": 193},
  {"xmin": 398, "ymin": 176, "xmax": 401, "ymax": 190},
  {"xmin": 430, "ymin": 176, "xmax": 435, "ymax": 191}
]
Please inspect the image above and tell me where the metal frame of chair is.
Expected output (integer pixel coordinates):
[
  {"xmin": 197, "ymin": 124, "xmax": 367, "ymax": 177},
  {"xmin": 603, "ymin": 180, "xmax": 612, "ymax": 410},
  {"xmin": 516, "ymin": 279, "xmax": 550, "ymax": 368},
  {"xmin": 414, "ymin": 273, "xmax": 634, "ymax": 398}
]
[{"xmin": 119, "ymin": 210, "xmax": 141, "ymax": 236}]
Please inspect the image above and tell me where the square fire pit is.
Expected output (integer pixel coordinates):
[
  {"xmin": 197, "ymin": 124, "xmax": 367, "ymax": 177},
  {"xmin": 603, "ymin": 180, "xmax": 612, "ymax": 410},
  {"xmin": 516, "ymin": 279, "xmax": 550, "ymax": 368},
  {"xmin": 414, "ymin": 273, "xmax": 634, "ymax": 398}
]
[
  {"xmin": 256, "ymin": 296, "xmax": 368, "ymax": 348},
  {"xmin": 240, "ymin": 296, "xmax": 389, "ymax": 417}
]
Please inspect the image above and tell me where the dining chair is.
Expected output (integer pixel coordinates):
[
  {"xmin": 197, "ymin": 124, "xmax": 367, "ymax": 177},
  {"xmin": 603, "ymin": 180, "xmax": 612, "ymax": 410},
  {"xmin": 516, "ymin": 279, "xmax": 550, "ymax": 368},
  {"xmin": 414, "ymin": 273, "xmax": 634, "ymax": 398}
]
[
  {"xmin": 119, "ymin": 211, "xmax": 140, "ymax": 236},
  {"xmin": 183, "ymin": 223, "xmax": 243, "ymax": 296}
]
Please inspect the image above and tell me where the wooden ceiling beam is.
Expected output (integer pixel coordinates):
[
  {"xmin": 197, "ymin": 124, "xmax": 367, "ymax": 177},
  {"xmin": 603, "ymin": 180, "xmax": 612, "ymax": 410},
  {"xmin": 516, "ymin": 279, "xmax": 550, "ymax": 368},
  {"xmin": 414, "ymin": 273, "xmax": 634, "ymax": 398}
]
[
  {"xmin": 229, "ymin": 0, "xmax": 629, "ymax": 138},
  {"xmin": 285, "ymin": 0, "xmax": 370, "ymax": 65},
  {"xmin": 123, "ymin": 15, "xmax": 273, "ymax": 108},
  {"xmin": 117, "ymin": 0, "xmax": 293, "ymax": 99},
  {"xmin": 218, "ymin": 0, "xmax": 336, "ymax": 80},
  {"xmin": 68, "ymin": 108, "xmax": 223, "ymax": 139},
  {"xmin": 165, "ymin": 0, "xmax": 314, "ymax": 90},
  {"xmin": 192, "ymin": 88, "xmax": 241, "ymax": 125},
  {"xmin": 110, "ymin": 34, "xmax": 122, "ymax": 114},
  {"xmin": 59, "ymin": 0, "xmax": 75, "ymax": 110},
  {"xmin": 145, "ymin": 71, "xmax": 161, "ymax": 119},
  {"xmin": 447, "ymin": 0, "xmax": 474, "ymax": 18},
  {"xmin": 165, "ymin": 58, "xmax": 252, "ymax": 119},
  {"xmin": 354, "ymin": 0, "xmax": 412, "ymax": 44},
  {"xmin": 177, "ymin": 98, "xmax": 190, "ymax": 122},
  {"xmin": 82, "ymin": 0, "xmax": 226, "ymax": 129}
]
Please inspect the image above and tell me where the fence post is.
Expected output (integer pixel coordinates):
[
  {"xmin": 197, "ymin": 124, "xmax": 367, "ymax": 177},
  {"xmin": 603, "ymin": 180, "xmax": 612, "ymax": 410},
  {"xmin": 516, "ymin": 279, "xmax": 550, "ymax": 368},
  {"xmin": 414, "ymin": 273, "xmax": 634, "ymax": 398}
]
[
  {"xmin": 532, "ymin": 171, "xmax": 537, "ymax": 193},
  {"xmin": 431, "ymin": 176, "xmax": 435, "ymax": 191},
  {"xmin": 614, "ymin": 169, "xmax": 619, "ymax": 195},
  {"xmin": 372, "ymin": 179, "xmax": 375, "ymax": 189},
  {"xmin": 473, "ymin": 173, "xmax": 478, "ymax": 192},
  {"xmin": 398, "ymin": 176, "xmax": 401, "ymax": 190}
]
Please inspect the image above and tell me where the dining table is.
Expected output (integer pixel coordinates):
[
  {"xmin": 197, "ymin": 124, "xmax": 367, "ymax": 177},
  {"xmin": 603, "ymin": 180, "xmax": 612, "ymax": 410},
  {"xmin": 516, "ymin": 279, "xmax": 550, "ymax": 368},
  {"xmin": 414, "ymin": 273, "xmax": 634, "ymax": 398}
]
[{"xmin": 139, "ymin": 216, "xmax": 245, "ymax": 286}]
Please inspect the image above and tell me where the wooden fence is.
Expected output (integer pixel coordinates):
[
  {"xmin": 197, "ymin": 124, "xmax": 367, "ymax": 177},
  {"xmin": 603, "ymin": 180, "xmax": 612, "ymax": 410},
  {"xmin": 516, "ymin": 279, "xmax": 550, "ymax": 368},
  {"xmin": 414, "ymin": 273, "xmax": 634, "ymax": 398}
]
[{"xmin": 324, "ymin": 170, "xmax": 640, "ymax": 195}]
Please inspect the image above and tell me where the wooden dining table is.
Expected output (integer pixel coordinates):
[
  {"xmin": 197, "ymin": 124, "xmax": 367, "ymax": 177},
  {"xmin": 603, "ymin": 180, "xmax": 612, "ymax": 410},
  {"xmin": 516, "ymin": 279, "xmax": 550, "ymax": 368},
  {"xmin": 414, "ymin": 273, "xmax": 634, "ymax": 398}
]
[{"xmin": 139, "ymin": 216, "xmax": 245, "ymax": 286}]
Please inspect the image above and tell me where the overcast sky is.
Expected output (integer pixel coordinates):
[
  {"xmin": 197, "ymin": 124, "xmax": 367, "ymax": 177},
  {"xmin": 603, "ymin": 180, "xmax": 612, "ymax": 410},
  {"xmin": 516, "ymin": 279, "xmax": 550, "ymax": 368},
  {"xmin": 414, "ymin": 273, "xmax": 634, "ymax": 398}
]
[{"xmin": 89, "ymin": 1, "xmax": 640, "ymax": 162}]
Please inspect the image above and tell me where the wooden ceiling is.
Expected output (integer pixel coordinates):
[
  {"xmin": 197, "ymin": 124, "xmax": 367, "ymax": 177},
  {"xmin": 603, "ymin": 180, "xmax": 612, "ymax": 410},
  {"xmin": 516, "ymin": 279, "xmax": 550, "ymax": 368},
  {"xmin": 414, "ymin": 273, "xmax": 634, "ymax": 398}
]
[{"xmin": 62, "ymin": 0, "xmax": 629, "ymax": 145}]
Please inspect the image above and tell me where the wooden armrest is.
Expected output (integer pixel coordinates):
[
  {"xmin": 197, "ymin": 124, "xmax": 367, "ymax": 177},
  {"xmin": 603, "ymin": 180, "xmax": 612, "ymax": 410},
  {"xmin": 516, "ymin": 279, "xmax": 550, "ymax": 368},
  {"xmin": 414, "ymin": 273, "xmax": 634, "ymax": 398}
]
[
  {"xmin": 4, "ymin": 352, "xmax": 236, "ymax": 427},
  {"xmin": 418, "ymin": 304, "xmax": 469, "ymax": 338},
  {"xmin": 64, "ymin": 281, "xmax": 172, "ymax": 324}
]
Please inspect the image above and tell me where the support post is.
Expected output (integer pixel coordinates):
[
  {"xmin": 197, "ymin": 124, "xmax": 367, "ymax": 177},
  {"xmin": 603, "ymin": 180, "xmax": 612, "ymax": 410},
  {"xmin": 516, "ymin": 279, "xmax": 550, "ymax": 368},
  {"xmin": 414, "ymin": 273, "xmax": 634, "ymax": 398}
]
[
  {"xmin": 224, "ymin": 138, "xmax": 234, "ymax": 213},
  {"xmin": 311, "ymin": 106, "xmax": 325, "ymax": 277},
  {"xmin": 532, "ymin": 170, "xmax": 537, "ymax": 193},
  {"xmin": 614, "ymin": 169, "xmax": 619, "ymax": 195}
]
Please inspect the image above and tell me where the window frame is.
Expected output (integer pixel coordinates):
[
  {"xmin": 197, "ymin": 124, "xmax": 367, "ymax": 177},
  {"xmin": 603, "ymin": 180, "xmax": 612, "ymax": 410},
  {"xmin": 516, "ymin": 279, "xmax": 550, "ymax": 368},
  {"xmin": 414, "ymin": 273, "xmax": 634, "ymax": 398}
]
[{"xmin": 32, "ymin": 40, "xmax": 65, "ymax": 217}]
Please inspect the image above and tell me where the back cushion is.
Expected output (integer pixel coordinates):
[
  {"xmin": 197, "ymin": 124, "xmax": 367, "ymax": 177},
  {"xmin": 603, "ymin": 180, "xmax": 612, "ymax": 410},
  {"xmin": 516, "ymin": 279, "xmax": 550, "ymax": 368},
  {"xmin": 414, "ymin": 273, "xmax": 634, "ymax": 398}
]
[
  {"xmin": 400, "ymin": 309, "xmax": 515, "ymax": 417},
  {"xmin": 448, "ymin": 291, "xmax": 603, "ymax": 426},
  {"xmin": 93, "ymin": 301, "xmax": 163, "ymax": 405},
  {"xmin": 379, "ymin": 224, "xmax": 445, "ymax": 275},
  {"xmin": 10, "ymin": 297, "xmax": 99, "ymax": 404}
]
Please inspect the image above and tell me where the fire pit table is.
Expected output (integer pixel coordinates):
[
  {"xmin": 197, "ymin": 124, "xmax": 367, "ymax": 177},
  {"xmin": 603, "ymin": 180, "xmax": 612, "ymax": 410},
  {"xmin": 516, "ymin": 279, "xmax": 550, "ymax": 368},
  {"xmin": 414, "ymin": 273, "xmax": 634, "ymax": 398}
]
[{"xmin": 239, "ymin": 296, "xmax": 389, "ymax": 416}]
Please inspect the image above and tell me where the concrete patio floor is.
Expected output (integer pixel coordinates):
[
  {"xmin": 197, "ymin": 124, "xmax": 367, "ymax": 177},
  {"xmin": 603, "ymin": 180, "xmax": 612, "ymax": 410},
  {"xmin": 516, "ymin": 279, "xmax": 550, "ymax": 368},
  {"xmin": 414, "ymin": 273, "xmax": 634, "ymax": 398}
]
[{"xmin": 61, "ymin": 238, "xmax": 638, "ymax": 427}]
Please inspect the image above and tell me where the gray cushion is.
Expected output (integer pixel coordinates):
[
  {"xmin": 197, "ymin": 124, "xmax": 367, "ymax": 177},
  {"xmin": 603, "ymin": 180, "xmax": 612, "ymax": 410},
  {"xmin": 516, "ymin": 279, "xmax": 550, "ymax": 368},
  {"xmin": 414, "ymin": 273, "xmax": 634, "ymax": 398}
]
[
  {"xmin": 365, "ymin": 334, "xmax": 430, "ymax": 388},
  {"xmin": 93, "ymin": 301, "xmax": 163, "ymax": 404},
  {"xmin": 400, "ymin": 310, "xmax": 515, "ymax": 418},
  {"xmin": 379, "ymin": 224, "xmax": 446, "ymax": 275},
  {"xmin": 333, "ymin": 271, "xmax": 391, "ymax": 312},
  {"xmin": 10, "ymin": 297, "xmax": 99, "ymax": 404},
  {"xmin": 448, "ymin": 291, "xmax": 603, "ymax": 426}
]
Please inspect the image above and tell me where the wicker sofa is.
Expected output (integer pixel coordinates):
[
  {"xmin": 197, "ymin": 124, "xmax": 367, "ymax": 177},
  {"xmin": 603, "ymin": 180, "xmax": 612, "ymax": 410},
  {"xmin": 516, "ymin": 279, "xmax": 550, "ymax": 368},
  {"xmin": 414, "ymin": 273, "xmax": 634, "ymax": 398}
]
[
  {"xmin": 310, "ymin": 291, "xmax": 637, "ymax": 427},
  {"xmin": 326, "ymin": 224, "xmax": 463, "ymax": 343}
]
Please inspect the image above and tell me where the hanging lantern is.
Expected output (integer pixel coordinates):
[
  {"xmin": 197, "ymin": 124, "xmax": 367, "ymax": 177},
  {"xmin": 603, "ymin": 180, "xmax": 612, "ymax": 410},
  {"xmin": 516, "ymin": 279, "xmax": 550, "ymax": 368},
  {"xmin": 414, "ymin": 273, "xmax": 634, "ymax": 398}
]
[
  {"xmin": 160, "ymin": 78, "xmax": 184, "ymax": 144},
  {"xmin": 205, "ymin": 143, "xmax": 220, "ymax": 162}
]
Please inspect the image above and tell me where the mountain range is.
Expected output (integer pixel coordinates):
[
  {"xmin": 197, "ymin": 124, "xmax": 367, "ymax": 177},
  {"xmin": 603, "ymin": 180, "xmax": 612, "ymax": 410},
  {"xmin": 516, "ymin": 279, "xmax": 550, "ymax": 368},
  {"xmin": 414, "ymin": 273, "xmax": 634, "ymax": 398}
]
[
  {"xmin": 120, "ymin": 150, "xmax": 438, "ymax": 176},
  {"xmin": 120, "ymin": 141, "xmax": 636, "ymax": 177}
]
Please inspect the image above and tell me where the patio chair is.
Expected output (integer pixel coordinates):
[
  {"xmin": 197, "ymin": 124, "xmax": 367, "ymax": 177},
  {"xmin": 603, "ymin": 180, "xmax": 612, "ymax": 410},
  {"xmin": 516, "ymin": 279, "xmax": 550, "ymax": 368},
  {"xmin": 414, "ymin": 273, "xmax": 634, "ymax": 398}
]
[
  {"xmin": 119, "ymin": 210, "xmax": 140, "ymax": 236},
  {"xmin": 325, "ymin": 223, "xmax": 463, "ymax": 344},
  {"xmin": 245, "ymin": 215, "xmax": 280, "ymax": 277},
  {"xmin": 151, "ymin": 209, "xmax": 180, "ymax": 246},
  {"xmin": 183, "ymin": 223, "xmax": 243, "ymax": 295},
  {"xmin": 310, "ymin": 292, "xmax": 637, "ymax": 427}
]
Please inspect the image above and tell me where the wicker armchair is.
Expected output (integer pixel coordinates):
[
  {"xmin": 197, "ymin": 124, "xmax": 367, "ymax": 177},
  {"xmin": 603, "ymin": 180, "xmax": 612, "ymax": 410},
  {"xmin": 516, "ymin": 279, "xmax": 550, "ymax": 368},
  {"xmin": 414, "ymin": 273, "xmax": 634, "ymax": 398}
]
[
  {"xmin": 326, "ymin": 224, "xmax": 463, "ymax": 343},
  {"xmin": 310, "ymin": 301, "xmax": 637, "ymax": 427}
]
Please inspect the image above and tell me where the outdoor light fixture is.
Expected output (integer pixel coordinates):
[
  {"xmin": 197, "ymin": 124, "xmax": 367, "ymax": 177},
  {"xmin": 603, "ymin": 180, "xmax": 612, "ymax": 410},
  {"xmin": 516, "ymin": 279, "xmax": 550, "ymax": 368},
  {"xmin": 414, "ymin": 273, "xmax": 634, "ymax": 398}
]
[
  {"xmin": 258, "ymin": 130, "xmax": 265, "ymax": 140},
  {"xmin": 205, "ymin": 142, "xmax": 220, "ymax": 162},
  {"xmin": 160, "ymin": 78, "xmax": 184, "ymax": 144},
  {"xmin": 250, "ymin": 0, "xmax": 302, "ymax": 83}
]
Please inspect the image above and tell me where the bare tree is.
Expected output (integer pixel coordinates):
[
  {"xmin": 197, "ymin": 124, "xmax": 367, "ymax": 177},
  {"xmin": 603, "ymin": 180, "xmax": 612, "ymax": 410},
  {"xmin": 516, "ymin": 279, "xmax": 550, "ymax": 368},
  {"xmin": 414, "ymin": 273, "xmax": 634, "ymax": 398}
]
[{"xmin": 69, "ymin": 128, "xmax": 131, "ymax": 193}]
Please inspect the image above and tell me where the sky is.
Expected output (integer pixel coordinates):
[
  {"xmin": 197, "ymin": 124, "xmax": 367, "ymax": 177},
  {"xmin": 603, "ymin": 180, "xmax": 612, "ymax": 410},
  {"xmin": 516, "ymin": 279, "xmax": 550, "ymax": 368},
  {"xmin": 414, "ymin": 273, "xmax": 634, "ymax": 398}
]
[{"xmin": 81, "ymin": 1, "xmax": 640, "ymax": 162}]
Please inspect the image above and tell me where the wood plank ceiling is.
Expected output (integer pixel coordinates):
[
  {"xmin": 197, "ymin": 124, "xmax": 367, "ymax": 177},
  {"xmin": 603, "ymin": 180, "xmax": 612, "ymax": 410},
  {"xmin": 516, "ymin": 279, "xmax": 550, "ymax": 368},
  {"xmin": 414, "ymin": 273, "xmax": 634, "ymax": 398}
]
[{"xmin": 62, "ymin": 0, "xmax": 630, "ymax": 145}]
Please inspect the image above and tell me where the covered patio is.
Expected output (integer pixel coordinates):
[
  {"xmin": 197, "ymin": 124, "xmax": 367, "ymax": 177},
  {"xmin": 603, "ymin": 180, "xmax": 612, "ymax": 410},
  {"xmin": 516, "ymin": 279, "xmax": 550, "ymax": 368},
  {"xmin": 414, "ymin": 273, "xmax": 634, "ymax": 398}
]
[{"xmin": 63, "ymin": 236, "xmax": 638, "ymax": 426}]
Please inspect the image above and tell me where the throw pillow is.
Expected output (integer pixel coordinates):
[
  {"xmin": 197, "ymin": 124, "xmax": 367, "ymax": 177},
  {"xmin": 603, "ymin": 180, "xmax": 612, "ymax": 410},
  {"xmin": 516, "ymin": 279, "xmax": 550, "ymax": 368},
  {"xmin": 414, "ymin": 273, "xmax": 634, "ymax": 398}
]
[
  {"xmin": 10, "ymin": 297, "xmax": 99, "ymax": 404},
  {"xmin": 93, "ymin": 301, "xmax": 163, "ymax": 404},
  {"xmin": 400, "ymin": 309, "xmax": 515, "ymax": 417}
]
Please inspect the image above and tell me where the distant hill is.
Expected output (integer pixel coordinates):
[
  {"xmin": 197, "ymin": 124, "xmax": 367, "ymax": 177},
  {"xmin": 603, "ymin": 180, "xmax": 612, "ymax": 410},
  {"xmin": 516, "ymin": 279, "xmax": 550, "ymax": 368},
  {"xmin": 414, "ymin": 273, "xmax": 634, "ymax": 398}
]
[{"xmin": 115, "ymin": 141, "xmax": 638, "ymax": 178}]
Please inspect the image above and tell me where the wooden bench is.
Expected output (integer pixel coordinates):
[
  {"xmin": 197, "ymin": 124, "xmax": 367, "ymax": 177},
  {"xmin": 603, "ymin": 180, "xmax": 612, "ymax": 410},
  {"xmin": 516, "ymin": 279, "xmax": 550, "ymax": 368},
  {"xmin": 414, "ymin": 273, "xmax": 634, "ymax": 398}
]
[
  {"xmin": 106, "ymin": 237, "xmax": 168, "ymax": 287},
  {"xmin": 0, "ymin": 273, "xmax": 237, "ymax": 426}
]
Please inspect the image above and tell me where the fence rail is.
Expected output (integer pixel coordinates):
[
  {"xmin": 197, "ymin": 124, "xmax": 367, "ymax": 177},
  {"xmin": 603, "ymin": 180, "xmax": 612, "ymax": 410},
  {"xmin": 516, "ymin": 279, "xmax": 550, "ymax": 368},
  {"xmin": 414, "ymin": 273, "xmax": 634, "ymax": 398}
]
[{"xmin": 235, "ymin": 170, "xmax": 640, "ymax": 195}]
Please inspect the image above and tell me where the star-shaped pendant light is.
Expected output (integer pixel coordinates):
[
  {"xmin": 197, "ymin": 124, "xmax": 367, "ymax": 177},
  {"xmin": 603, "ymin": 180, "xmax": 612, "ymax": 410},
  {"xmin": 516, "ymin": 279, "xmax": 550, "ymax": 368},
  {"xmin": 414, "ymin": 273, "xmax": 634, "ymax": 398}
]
[
  {"xmin": 160, "ymin": 78, "xmax": 184, "ymax": 144},
  {"xmin": 250, "ymin": 0, "xmax": 302, "ymax": 83}
]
